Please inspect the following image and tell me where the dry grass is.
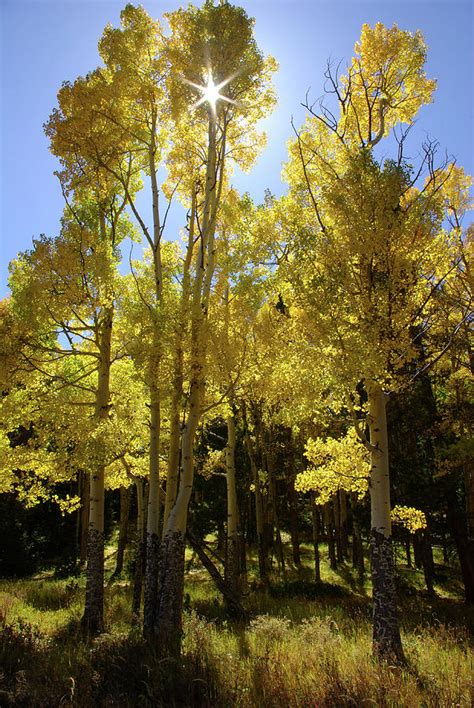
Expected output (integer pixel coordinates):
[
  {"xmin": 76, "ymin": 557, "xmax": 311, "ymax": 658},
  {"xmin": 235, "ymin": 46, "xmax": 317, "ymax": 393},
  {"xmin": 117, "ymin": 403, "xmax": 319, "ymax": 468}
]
[{"xmin": 0, "ymin": 545, "xmax": 472, "ymax": 706}]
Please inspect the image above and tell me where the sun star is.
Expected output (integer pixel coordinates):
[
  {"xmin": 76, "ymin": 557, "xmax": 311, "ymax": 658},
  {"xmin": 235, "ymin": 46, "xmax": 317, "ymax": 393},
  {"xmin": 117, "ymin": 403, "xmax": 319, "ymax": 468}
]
[{"xmin": 184, "ymin": 70, "xmax": 235, "ymax": 113}]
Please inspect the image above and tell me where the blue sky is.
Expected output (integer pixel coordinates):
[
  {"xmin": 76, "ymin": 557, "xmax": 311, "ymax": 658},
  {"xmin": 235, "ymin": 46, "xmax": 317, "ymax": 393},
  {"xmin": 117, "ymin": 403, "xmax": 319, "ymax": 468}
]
[{"xmin": 1, "ymin": 0, "xmax": 473, "ymax": 297}]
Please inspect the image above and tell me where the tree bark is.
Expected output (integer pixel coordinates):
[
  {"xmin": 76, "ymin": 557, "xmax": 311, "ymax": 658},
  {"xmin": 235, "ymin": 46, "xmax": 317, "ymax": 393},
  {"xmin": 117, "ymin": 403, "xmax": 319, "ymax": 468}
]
[
  {"xmin": 187, "ymin": 531, "xmax": 246, "ymax": 619},
  {"xmin": 114, "ymin": 485, "xmax": 131, "ymax": 577},
  {"xmin": 225, "ymin": 412, "xmax": 241, "ymax": 607},
  {"xmin": 449, "ymin": 495, "xmax": 474, "ymax": 604},
  {"xmin": 311, "ymin": 498, "xmax": 321, "ymax": 583},
  {"xmin": 404, "ymin": 534, "xmax": 412, "ymax": 568},
  {"xmin": 82, "ymin": 306, "xmax": 112, "ymax": 636},
  {"xmin": 413, "ymin": 531, "xmax": 423, "ymax": 569},
  {"xmin": 244, "ymin": 424, "xmax": 268, "ymax": 585},
  {"xmin": 143, "ymin": 358, "xmax": 161, "ymax": 637},
  {"xmin": 132, "ymin": 478, "xmax": 146, "ymax": 623},
  {"xmin": 334, "ymin": 492, "xmax": 344, "ymax": 563},
  {"xmin": 156, "ymin": 112, "xmax": 222, "ymax": 657},
  {"xmin": 368, "ymin": 383, "xmax": 404, "ymax": 662},
  {"xmin": 79, "ymin": 471, "xmax": 89, "ymax": 565},
  {"xmin": 325, "ymin": 502, "xmax": 337, "ymax": 570},
  {"xmin": 422, "ymin": 526, "xmax": 435, "ymax": 596},
  {"xmin": 162, "ymin": 193, "xmax": 195, "ymax": 534},
  {"xmin": 351, "ymin": 496, "xmax": 365, "ymax": 583},
  {"xmin": 266, "ymin": 438, "xmax": 286, "ymax": 582},
  {"xmin": 287, "ymin": 472, "xmax": 301, "ymax": 567},
  {"xmin": 156, "ymin": 529, "xmax": 186, "ymax": 657},
  {"xmin": 339, "ymin": 490, "xmax": 349, "ymax": 558}
]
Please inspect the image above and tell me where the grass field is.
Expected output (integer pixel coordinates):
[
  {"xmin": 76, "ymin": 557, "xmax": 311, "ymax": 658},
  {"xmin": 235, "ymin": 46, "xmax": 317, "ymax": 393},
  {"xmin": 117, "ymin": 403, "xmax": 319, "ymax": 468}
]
[{"xmin": 1, "ymin": 539, "xmax": 472, "ymax": 707}]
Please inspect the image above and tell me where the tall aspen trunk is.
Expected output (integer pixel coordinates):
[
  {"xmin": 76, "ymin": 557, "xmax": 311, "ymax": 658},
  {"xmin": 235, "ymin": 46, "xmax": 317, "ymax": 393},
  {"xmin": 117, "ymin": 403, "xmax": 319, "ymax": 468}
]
[
  {"xmin": 156, "ymin": 113, "xmax": 221, "ymax": 658},
  {"xmin": 441, "ymin": 528, "xmax": 448, "ymax": 565},
  {"xmin": 421, "ymin": 527, "xmax": 435, "ymax": 595},
  {"xmin": 143, "ymin": 135, "xmax": 164, "ymax": 637},
  {"xmin": 466, "ymin": 461, "xmax": 474, "ymax": 543},
  {"xmin": 82, "ymin": 306, "xmax": 112, "ymax": 635},
  {"xmin": 339, "ymin": 490, "xmax": 349, "ymax": 558},
  {"xmin": 460, "ymin": 460, "xmax": 474, "ymax": 603},
  {"xmin": 163, "ymin": 193, "xmax": 195, "ymax": 534},
  {"xmin": 114, "ymin": 486, "xmax": 131, "ymax": 577},
  {"xmin": 351, "ymin": 495, "xmax": 365, "ymax": 582},
  {"xmin": 143, "ymin": 353, "xmax": 161, "ymax": 637},
  {"xmin": 156, "ymin": 369, "xmax": 200, "ymax": 655},
  {"xmin": 352, "ymin": 519, "xmax": 365, "ymax": 582},
  {"xmin": 325, "ymin": 502, "xmax": 337, "ymax": 570},
  {"xmin": 287, "ymin": 450, "xmax": 301, "ymax": 567},
  {"xmin": 334, "ymin": 492, "xmax": 344, "ymax": 563},
  {"xmin": 413, "ymin": 531, "xmax": 423, "ymax": 569},
  {"xmin": 368, "ymin": 384, "xmax": 404, "ymax": 662},
  {"xmin": 448, "ymin": 490, "xmax": 474, "ymax": 604},
  {"xmin": 132, "ymin": 478, "xmax": 146, "ymax": 623},
  {"xmin": 79, "ymin": 471, "xmax": 90, "ymax": 565},
  {"xmin": 244, "ymin": 425, "xmax": 268, "ymax": 585},
  {"xmin": 404, "ymin": 534, "xmax": 412, "ymax": 567},
  {"xmin": 186, "ymin": 531, "xmax": 246, "ymax": 618},
  {"xmin": 266, "ymin": 440, "xmax": 286, "ymax": 582},
  {"xmin": 225, "ymin": 412, "xmax": 241, "ymax": 608},
  {"xmin": 311, "ymin": 498, "xmax": 321, "ymax": 583}
]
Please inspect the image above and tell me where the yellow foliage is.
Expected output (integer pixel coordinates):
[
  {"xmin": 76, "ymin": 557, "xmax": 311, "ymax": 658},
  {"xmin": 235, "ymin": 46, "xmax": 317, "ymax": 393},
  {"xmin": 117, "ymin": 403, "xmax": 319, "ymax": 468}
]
[
  {"xmin": 391, "ymin": 505, "xmax": 427, "ymax": 534},
  {"xmin": 295, "ymin": 428, "xmax": 369, "ymax": 504}
]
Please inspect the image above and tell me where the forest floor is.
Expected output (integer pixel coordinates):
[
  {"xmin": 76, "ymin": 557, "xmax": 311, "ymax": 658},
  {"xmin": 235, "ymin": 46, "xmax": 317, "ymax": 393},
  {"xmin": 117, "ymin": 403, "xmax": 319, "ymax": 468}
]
[{"xmin": 0, "ymin": 539, "xmax": 472, "ymax": 707}]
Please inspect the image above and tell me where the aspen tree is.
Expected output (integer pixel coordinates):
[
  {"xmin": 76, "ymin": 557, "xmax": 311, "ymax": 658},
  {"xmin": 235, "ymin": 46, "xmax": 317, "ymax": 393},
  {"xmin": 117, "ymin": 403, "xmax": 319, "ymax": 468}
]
[
  {"xmin": 97, "ymin": 6, "xmax": 172, "ymax": 632},
  {"xmin": 282, "ymin": 23, "xmax": 471, "ymax": 660},
  {"xmin": 156, "ymin": 0, "xmax": 275, "ymax": 655}
]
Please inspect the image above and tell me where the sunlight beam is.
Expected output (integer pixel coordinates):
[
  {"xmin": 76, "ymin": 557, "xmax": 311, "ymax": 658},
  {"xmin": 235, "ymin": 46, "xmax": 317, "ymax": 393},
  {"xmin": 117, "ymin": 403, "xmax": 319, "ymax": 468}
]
[{"xmin": 184, "ymin": 70, "xmax": 236, "ymax": 113}]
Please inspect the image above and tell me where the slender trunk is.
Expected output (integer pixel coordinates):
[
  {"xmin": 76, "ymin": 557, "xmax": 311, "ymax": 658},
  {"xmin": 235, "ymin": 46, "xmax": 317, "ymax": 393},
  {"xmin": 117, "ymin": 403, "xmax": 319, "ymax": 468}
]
[
  {"xmin": 368, "ymin": 383, "xmax": 404, "ymax": 662},
  {"xmin": 405, "ymin": 534, "xmax": 412, "ymax": 568},
  {"xmin": 413, "ymin": 531, "xmax": 423, "ymax": 569},
  {"xmin": 334, "ymin": 492, "xmax": 344, "ymax": 563},
  {"xmin": 79, "ymin": 471, "xmax": 89, "ymax": 565},
  {"xmin": 244, "ymin": 425, "xmax": 268, "ymax": 585},
  {"xmin": 82, "ymin": 306, "xmax": 112, "ymax": 635},
  {"xmin": 217, "ymin": 517, "xmax": 226, "ymax": 555},
  {"xmin": 311, "ymin": 498, "xmax": 321, "ymax": 583},
  {"xmin": 287, "ymin": 474, "xmax": 301, "ymax": 567},
  {"xmin": 441, "ymin": 528, "xmax": 448, "ymax": 565},
  {"xmin": 466, "ymin": 460, "xmax": 474, "ymax": 542},
  {"xmin": 449, "ymin": 495, "xmax": 474, "ymax": 604},
  {"xmin": 325, "ymin": 502, "xmax": 337, "ymax": 570},
  {"xmin": 156, "ymin": 113, "xmax": 221, "ymax": 657},
  {"xmin": 132, "ymin": 478, "xmax": 146, "ymax": 623},
  {"xmin": 142, "ymin": 135, "xmax": 164, "ymax": 637},
  {"xmin": 351, "ymin": 497, "xmax": 365, "ymax": 583},
  {"xmin": 143, "ymin": 356, "xmax": 161, "ymax": 637},
  {"xmin": 75, "ymin": 476, "xmax": 81, "ymax": 564},
  {"xmin": 339, "ymin": 490, "xmax": 349, "ymax": 559},
  {"xmin": 266, "ymin": 440, "xmax": 286, "ymax": 582},
  {"xmin": 187, "ymin": 531, "xmax": 246, "ymax": 619},
  {"xmin": 162, "ymin": 193, "xmax": 196, "ymax": 534},
  {"xmin": 114, "ymin": 486, "xmax": 131, "ymax": 577},
  {"xmin": 225, "ymin": 412, "xmax": 241, "ymax": 607},
  {"xmin": 422, "ymin": 526, "xmax": 435, "ymax": 596}
]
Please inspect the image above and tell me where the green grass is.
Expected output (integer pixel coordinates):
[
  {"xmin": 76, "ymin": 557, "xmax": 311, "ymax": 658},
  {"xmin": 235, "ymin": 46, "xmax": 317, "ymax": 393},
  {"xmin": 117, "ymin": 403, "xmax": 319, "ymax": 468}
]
[{"xmin": 1, "ymin": 541, "xmax": 473, "ymax": 706}]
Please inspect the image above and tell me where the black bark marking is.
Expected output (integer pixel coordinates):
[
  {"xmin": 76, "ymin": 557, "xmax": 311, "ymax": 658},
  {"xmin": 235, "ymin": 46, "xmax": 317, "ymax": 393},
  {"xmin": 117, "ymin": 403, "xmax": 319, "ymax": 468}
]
[
  {"xmin": 155, "ymin": 530, "xmax": 186, "ymax": 658},
  {"xmin": 371, "ymin": 530, "xmax": 404, "ymax": 663},
  {"xmin": 82, "ymin": 528, "xmax": 105, "ymax": 636},
  {"xmin": 143, "ymin": 531, "xmax": 160, "ymax": 636}
]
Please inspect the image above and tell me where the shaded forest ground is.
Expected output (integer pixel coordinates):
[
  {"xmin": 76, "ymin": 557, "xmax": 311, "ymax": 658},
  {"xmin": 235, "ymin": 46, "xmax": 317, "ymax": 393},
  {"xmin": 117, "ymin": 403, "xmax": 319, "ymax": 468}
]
[{"xmin": 1, "ymin": 537, "xmax": 472, "ymax": 707}]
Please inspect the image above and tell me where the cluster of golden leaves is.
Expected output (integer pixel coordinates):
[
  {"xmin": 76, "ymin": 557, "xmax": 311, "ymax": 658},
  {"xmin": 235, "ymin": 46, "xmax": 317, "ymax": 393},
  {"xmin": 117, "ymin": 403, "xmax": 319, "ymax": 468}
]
[
  {"xmin": 295, "ymin": 428, "xmax": 369, "ymax": 504},
  {"xmin": 391, "ymin": 505, "xmax": 427, "ymax": 534}
]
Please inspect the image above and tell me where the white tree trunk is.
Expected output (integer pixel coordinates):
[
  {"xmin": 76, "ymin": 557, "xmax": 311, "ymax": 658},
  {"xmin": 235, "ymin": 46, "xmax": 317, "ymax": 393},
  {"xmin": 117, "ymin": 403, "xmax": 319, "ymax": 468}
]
[{"xmin": 368, "ymin": 383, "xmax": 404, "ymax": 661}]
